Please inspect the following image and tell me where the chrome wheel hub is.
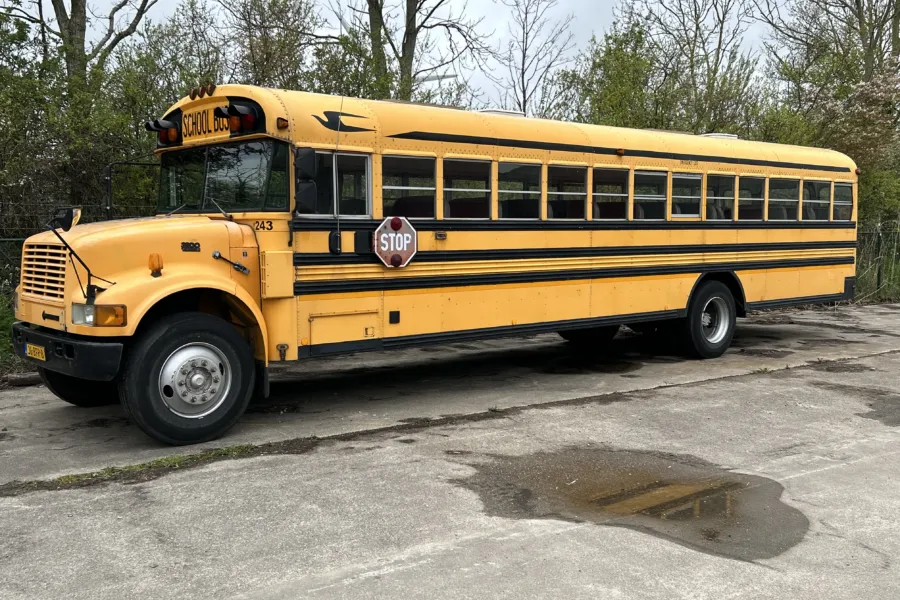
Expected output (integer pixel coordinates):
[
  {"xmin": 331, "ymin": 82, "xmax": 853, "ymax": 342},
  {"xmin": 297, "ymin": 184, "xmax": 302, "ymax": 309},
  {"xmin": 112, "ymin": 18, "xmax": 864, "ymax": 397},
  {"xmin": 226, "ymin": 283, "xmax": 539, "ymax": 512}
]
[
  {"xmin": 701, "ymin": 296, "xmax": 730, "ymax": 345},
  {"xmin": 158, "ymin": 343, "xmax": 232, "ymax": 418}
]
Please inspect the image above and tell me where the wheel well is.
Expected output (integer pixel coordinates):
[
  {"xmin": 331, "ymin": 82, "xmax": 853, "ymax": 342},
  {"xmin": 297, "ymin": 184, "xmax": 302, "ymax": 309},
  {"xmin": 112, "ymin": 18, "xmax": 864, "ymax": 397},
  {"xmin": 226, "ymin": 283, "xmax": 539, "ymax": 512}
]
[
  {"xmin": 693, "ymin": 272, "xmax": 746, "ymax": 317},
  {"xmin": 134, "ymin": 288, "xmax": 264, "ymax": 352}
]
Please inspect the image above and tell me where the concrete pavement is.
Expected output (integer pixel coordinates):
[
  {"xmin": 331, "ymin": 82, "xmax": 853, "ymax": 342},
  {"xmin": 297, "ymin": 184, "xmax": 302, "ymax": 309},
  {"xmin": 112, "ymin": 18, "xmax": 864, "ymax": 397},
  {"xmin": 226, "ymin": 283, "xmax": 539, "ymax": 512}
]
[{"xmin": 1, "ymin": 305, "xmax": 900, "ymax": 598}]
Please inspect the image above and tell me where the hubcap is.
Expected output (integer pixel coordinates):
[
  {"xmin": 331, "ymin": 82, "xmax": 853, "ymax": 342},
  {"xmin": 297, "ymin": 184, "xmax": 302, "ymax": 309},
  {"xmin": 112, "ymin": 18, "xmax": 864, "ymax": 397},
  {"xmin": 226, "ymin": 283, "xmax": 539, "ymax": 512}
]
[
  {"xmin": 701, "ymin": 296, "xmax": 730, "ymax": 345},
  {"xmin": 158, "ymin": 343, "xmax": 232, "ymax": 418}
]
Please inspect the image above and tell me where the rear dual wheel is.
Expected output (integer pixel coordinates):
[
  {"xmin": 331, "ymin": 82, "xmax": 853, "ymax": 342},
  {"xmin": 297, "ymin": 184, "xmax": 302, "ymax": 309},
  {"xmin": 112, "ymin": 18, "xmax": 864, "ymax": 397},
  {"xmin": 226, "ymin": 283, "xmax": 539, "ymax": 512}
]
[
  {"xmin": 682, "ymin": 280, "xmax": 736, "ymax": 358},
  {"xmin": 119, "ymin": 312, "xmax": 255, "ymax": 445},
  {"xmin": 39, "ymin": 368, "xmax": 119, "ymax": 408},
  {"xmin": 560, "ymin": 280, "xmax": 736, "ymax": 359}
]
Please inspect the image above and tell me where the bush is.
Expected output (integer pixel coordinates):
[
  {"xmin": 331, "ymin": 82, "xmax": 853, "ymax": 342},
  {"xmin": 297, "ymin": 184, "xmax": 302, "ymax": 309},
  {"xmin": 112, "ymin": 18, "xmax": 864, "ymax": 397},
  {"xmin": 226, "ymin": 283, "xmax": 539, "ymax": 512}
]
[{"xmin": 0, "ymin": 290, "xmax": 25, "ymax": 375}]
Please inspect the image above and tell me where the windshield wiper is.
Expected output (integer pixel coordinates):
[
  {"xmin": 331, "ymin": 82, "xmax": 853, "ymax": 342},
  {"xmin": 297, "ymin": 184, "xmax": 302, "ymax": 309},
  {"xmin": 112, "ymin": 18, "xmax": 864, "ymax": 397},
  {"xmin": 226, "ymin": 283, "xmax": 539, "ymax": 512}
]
[
  {"xmin": 165, "ymin": 203, "xmax": 187, "ymax": 216},
  {"xmin": 207, "ymin": 198, "xmax": 233, "ymax": 221}
]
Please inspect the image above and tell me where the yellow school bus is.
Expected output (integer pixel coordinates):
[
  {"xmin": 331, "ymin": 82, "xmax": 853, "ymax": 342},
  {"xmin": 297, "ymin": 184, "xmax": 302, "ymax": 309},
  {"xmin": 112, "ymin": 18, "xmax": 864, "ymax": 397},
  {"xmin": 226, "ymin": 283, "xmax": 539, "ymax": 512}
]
[{"xmin": 11, "ymin": 84, "xmax": 858, "ymax": 445}]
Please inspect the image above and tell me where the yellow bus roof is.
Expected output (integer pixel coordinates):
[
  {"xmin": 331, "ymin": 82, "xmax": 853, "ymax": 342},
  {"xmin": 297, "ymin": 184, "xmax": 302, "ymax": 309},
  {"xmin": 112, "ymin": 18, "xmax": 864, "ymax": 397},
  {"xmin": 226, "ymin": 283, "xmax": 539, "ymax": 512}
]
[{"xmin": 164, "ymin": 84, "xmax": 857, "ymax": 177}]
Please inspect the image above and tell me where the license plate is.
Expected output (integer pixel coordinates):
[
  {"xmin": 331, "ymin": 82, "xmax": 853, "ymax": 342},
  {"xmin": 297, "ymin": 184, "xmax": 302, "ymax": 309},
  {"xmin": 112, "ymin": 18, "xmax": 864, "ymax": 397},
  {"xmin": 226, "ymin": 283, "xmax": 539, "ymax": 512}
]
[{"xmin": 25, "ymin": 343, "xmax": 46, "ymax": 361}]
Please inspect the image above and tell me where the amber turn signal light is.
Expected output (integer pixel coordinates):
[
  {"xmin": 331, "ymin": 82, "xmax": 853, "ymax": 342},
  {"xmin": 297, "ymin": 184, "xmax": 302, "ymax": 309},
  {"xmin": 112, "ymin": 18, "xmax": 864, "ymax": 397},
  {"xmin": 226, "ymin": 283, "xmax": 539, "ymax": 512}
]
[
  {"xmin": 95, "ymin": 305, "xmax": 127, "ymax": 327},
  {"xmin": 149, "ymin": 253, "xmax": 164, "ymax": 277}
]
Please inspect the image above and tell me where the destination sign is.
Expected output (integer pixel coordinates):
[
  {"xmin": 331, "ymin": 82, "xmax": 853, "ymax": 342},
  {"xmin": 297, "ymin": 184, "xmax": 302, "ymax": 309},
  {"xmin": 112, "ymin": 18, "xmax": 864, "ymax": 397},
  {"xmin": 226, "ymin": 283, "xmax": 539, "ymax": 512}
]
[{"xmin": 181, "ymin": 106, "xmax": 230, "ymax": 141}]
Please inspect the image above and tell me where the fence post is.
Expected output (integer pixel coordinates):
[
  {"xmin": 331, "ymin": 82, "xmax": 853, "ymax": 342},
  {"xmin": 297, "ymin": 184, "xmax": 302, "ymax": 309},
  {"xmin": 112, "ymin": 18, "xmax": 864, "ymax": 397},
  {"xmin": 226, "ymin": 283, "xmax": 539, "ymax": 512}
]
[
  {"xmin": 104, "ymin": 164, "xmax": 113, "ymax": 221},
  {"xmin": 876, "ymin": 230, "xmax": 884, "ymax": 291}
]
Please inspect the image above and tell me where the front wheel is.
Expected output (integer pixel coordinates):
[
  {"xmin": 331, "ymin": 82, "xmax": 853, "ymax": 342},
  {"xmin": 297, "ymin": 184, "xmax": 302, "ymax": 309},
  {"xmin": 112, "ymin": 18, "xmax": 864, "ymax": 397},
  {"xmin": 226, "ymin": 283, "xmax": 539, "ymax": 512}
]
[
  {"xmin": 39, "ymin": 368, "xmax": 119, "ymax": 407},
  {"xmin": 683, "ymin": 281, "xmax": 736, "ymax": 359},
  {"xmin": 119, "ymin": 312, "xmax": 255, "ymax": 445}
]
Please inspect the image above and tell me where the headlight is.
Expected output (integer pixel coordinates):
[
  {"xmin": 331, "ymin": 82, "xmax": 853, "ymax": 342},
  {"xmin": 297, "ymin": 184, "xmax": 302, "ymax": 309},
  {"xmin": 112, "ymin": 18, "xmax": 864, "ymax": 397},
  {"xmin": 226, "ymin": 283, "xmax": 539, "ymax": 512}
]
[{"xmin": 71, "ymin": 303, "xmax": 127, "ymax": 327}]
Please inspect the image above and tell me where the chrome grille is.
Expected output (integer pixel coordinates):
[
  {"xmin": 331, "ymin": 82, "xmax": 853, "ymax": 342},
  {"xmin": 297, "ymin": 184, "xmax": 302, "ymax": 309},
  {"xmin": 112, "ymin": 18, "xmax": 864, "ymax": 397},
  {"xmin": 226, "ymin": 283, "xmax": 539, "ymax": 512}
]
[{"xmin": 21, "ymin": 243, "xmax": 67, "ymax": 301}]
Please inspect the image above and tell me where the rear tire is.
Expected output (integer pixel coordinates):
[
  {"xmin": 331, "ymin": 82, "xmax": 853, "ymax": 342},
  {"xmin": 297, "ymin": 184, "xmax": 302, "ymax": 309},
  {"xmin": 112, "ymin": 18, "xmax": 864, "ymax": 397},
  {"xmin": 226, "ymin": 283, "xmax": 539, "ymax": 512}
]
[
  {"xmin": 39, "ymin": 368, "xmax": 119, "ymax": 408},
  {"xmin": 683, "ymin": 280, "xmax": 736, "ymax": 358},
  {"xmin": 558, "ymin": 325, "xmax": 620, "ymax": 346},
  {"xmin": 119, "ymin": 312, "xmax": 255, "ymax": 445}
]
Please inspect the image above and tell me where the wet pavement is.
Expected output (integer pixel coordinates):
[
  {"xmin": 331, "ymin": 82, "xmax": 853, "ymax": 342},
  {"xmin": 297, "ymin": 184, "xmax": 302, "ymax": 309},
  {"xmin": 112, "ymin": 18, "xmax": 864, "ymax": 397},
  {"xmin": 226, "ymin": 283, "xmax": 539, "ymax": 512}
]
[{"xmin": 1, "ymin": 305, "xmax": 900, "ymax": 598}]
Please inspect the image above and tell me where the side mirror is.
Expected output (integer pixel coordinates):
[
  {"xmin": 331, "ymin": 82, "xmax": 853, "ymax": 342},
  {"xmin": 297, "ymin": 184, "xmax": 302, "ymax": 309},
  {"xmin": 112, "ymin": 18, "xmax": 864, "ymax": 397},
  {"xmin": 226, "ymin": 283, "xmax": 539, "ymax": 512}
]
[
  {"xmin": 46, "ymin": 206, "xmax": 82, "ymax": 232},
  {"xmin": 295, "ymin": 180, "xmax": 318, "ymax": 214},
  {"xmin": 295, "ymin": 147, "xmax": 317, "ymax": 180}
]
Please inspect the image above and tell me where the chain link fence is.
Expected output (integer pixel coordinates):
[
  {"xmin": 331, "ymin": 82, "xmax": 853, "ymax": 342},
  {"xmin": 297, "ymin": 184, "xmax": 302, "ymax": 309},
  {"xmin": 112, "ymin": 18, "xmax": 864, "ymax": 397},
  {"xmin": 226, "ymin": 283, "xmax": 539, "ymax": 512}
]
[
  {"xmin": 857, "ymin": 229, "xmax": 900, "ymax": 302},
  {"xmin": 0, "ymin": 163, "xmax": 159, "ymax": 297}
]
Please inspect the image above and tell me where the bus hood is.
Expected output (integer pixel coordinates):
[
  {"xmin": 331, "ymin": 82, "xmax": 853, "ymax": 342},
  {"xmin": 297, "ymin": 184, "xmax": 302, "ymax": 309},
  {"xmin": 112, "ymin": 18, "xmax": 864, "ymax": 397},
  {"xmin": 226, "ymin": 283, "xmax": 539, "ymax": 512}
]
[{"xmin": 22, "ymin": 215, "xmax": 253, "ymax": 301}]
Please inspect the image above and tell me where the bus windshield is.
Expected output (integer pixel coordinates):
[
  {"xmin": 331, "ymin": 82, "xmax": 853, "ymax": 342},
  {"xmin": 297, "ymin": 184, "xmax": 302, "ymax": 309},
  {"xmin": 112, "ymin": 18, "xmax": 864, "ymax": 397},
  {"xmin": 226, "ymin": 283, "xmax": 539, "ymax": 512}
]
[{"xmin": 158, "ymin": 139, "xmax": 289, "ymax": 212}]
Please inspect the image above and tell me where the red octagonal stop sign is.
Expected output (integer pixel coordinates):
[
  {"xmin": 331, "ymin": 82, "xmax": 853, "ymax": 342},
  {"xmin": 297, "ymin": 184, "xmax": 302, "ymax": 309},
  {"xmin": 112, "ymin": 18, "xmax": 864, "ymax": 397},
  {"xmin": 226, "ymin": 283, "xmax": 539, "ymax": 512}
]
[{"xmin": 373, "ymin": 216, "xmax": 417, "ymax": 268}]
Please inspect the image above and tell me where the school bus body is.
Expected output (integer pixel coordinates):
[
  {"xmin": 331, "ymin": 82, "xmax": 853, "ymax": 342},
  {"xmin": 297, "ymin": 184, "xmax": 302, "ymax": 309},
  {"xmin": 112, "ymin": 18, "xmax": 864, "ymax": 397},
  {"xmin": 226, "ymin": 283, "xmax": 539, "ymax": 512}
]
[{"xmin": 11, "ymin": 84, "xmax": 857, "ymax": 444}]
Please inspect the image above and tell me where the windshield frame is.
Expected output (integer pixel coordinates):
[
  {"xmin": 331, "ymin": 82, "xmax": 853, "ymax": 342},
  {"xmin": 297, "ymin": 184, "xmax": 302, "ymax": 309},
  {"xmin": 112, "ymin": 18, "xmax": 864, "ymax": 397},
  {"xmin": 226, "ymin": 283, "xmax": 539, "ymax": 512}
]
[{"xmin": 156, "ymin": 137, "xmax": 291, "ymax": 215}]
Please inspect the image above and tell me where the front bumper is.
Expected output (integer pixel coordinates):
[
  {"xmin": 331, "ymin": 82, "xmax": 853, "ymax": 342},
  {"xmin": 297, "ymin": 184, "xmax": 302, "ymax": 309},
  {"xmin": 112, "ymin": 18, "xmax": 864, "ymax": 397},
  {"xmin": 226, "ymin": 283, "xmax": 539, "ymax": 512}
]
[{"xmin": 12, "ymin": 322, "xmax": 123, "ymax": 381}]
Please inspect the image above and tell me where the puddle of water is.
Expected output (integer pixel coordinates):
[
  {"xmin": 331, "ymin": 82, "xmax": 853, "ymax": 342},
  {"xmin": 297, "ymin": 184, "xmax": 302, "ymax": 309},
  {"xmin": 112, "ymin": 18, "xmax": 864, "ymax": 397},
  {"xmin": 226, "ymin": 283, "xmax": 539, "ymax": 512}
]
[{"xmin": 453, "ymin": 446, "xmax": 808, "ymax": 561}]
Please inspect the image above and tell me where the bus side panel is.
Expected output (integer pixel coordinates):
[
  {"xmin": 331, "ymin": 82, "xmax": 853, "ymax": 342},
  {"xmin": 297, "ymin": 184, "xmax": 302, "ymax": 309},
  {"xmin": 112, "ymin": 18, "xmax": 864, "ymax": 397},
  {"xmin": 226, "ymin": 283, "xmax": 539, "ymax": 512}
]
[
  {"xmin": 590, "ymin": 274, "xmax": 696, "ymax": 317},
  {"xmin": 737, "ymin": 264, "xmax": 855, "ymax": 304}
]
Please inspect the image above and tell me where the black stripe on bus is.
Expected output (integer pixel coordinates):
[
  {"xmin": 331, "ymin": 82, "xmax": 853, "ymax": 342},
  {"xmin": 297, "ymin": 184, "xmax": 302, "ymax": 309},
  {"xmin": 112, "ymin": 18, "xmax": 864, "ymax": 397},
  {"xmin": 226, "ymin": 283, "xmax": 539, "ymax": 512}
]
[
  {"xmin": 294, "ymin": 240, "xmax": 858, "ymax": 266},
  {"xmin": 297, "ymin": 309, "xmax": 684, "ymax": 358},
  {"xmin": 291, "ymin": 218, "xmax": 858, "ymax": 232},
  {"xmin": 746, "ymin": 294, "xmax": 846, "ymax": 311},
  {"xmin": 387, "ymin": 131, "xmax": 854, "ymax": 173},
  {"xmin": 294, "ymin": 256, "xmax": 855, "ymax": 296}
]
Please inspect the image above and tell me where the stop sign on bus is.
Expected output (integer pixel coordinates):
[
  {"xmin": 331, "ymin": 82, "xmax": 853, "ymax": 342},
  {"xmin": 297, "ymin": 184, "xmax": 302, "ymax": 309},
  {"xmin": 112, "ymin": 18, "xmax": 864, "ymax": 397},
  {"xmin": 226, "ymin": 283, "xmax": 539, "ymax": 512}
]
[{"xmin": 373, "ymin": 216, "xmax": 417, "ymax": 268}]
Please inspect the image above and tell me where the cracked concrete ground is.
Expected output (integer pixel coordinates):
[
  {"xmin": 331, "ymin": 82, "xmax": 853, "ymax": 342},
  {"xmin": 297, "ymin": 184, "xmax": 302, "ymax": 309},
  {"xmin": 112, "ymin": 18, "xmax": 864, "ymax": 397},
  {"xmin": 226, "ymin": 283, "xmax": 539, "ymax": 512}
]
[{"xmin": 1, "ymin": 305, "xmax": 900, "ymax": 598}]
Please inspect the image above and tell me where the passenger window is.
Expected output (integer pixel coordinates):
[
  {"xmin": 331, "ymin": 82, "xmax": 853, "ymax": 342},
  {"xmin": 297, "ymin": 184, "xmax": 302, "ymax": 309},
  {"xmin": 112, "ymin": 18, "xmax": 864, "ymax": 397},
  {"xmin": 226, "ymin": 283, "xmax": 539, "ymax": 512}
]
[
  {"xmin": 444, "ymin": 160, "xmax": 491, "ymax": 218},
  {"xmin": 547, "ymin": 166, "xmax": 587, "ymax": 219},
  {"xmin": 834, "ymin": 183, "xmax": 853, "ymax": 220},
  {"xmin": 499, "ymin": 163, "xmax": 541, "ymax": 219},
  {"xmin": 672, "ymin": 173, "xmax": 701, "ymax": 217},
  {"xmin": 633, "ymin": 171, "xmax": 667, "ymax": 220},
  {"xmin": 738, "ymin": 176, "xmax": 764, "ymax": 220},
  {"xmin": 706, "ymin": 175, "xmax": 734, "ymax": 220},
  {"xmin": 768, "ymin": 178, "xmax": 800, "ymax": 220},
  {"xmin": 803, "ymin": 181, "xmax": 831, "ymax": 221},
  {"xmin": 337, "ymin": 154, "xmax": 368, "ymax": 216},
  {"xmin": 265, "ymin": 142, "xmax": 289, "ymax": 210},
  {"xmin": 592, "ymin": 169, "xmax": 628, "ymax": 219},
  {"xmin": 383, "ymin": 156, "xmax": 435, "ymax": 218}
]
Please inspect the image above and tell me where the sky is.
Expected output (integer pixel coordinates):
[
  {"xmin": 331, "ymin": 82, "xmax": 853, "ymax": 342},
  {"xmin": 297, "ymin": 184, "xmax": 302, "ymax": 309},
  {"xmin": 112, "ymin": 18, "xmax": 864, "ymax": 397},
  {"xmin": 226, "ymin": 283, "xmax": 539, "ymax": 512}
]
[
  {"xmin": 85, "ymin": 0, "xmax": 763, "ymax": 105},
  {"xmin": 134, "ymin": 0, "xmax": 621, "ymax": 106}
]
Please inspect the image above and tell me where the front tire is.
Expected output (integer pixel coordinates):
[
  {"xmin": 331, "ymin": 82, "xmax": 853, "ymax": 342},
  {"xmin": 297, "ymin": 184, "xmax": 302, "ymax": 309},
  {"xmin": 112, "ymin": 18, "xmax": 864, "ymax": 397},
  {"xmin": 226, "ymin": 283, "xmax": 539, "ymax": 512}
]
[
  {"xmin": 119, "ymin": 312, "xmax": 255, "ymax": 445},
  {"xmin": 39, "ymin": 368, "xmax": 119, "ymax": 407},
  {"xmin": 683, "ymin": 281, "xmax": 736, "ymax": 358}
]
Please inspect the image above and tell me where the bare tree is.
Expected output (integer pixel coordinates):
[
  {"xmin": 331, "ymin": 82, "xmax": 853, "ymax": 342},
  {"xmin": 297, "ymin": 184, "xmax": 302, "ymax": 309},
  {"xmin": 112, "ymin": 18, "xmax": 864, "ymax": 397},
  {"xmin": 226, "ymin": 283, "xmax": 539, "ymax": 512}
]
[
  {"xmin": 635, "ymin": 0, "xmax": 758, "ymax": 134},
  {"xmin": 363, "ymin": 0, "xmax": 494, "ymax": 101},
  {"xmin": 2, "ymin": 0, "xmax": 157, "ymax": 204},
  {"xmin": 219, "ymin": 0, "xmax": 333, "ymax": 89},
  {"xmin": 490, "ymin": 0, "xmax": 574, "ymax": 117},
  {"xmin": 753, "ymin": 0, "xmax": 898, "ymax": 83},
  {"xmin": 2, "ymin": 0, "xmax": 157, "ymax": 93}
]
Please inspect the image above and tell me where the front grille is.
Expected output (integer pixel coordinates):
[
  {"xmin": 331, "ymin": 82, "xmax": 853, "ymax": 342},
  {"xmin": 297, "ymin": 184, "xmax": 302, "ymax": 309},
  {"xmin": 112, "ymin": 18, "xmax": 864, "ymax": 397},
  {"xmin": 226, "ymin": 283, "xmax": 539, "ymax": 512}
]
[{"xmin": 21, "ymin": 243, "xmax": 67, "ymax": 301}]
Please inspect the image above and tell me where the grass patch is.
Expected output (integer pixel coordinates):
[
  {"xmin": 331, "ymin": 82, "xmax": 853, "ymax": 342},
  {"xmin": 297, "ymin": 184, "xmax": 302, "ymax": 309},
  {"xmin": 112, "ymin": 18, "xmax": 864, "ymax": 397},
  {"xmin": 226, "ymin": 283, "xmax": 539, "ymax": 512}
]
[{"xmin": 0, "ymin": 439, "xmax": 320, "ymax": 496}]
